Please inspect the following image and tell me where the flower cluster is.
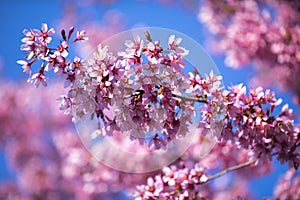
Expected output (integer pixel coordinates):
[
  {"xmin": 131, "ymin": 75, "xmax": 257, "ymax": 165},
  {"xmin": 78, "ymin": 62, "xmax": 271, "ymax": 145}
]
[
  {"xmin": 19, "ymin": 25, "xmax": 222, "ymax": 150},
  {"xmin": 134, "ymin": 137, "xmax": 266, "ymax": 200},
  {"xmin": 134, "ymin": 163, "xmax": 210, "ymax": 200},
  {"xmin": 18, "ymin": 23, "xmax": 88, "ymax": 87},
  {"xmin": 223, "ymin": 85, "xmax": 300, "ymax": 169},
  {"xmin": 112, "ymin": 34, "xmax": 194, "ymax": 149},
  {"xmin": 194, "ymin": 81, "xmax": 300, "ymax": 169},
  {"xmin": 198, "ymin": 0, "xmax": 300, "ymax": 99},
  {"xmin": 189, "ymin": 70, "xmax": 224, "ymax": 137},
  {"xmin": 133, "ymin": 130, "xmax": 275, "ymax": 200}
]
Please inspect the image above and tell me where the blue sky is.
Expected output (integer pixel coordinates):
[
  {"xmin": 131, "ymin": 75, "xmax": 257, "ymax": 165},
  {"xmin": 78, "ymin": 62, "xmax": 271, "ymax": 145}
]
[{"xmin": 0, "ymin": 0, "xmax": 296, "ymax": 199}]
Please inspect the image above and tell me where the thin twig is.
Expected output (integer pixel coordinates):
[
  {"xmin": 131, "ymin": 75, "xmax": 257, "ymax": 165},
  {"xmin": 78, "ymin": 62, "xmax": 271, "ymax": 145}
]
[
  {"xmin": 204, "ymin": 158, "xmax": 257, "ymax": 183},
  {"xmin": 202, "ymin": 153, "xmax": 280, "ymax": 184}
]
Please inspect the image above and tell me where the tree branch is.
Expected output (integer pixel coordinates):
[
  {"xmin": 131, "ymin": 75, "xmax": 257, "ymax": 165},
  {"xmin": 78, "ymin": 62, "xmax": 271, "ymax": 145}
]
[
  {"xmin": 204, "ymin": 152, "xmax": 279, "ymax": 184},
  {"xmin": 203, "ymin": 158, "xmax": 257, "ymax": 184}
]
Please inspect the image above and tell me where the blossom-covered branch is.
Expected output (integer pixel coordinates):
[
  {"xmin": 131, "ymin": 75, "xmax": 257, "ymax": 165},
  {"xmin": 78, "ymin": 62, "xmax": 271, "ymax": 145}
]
[
  {"xmin": 134, "ymin": 157, "xmax": 259, "ymax": 199},
  {"xmin": 198, "ymin": 83, "xmax": 300, "ymax": 169},
  {"xmin": 18, "ymin": 24, "xmax": 300, "ymax": 166},
  {"xmin": 18, "ymin": 23, "xmax": 88, "ymax": 87},
  {"xmin": 18, "ymin": 24, "xmax": 223, "ymax": 151}
]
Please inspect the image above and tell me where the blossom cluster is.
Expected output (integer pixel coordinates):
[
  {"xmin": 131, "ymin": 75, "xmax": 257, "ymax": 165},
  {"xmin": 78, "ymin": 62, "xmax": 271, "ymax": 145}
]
[
  {"xmin": 222, "ymin": 85, "xmax": 300, "ymax": 169},
  {"xmin": 18, "ymin": 23, "xmax": 88, "ymax": 87},
  {"xmin": 134, "ymin": 163, "xmax": 210, "ymax": 200},
  {"xmin": 194, "ymin": 82, "xmax": 300, "ymax": 169},
  {"xmin": 112, "ymin": 34, "xmax": 194, "ymax": 149},
  {"xmin": 134, "ymin": 136, "xmax": 274, "ymax": 199},
  {"xmin": 70, "ymin": 32, "xmax": 196, "ymax": 150},
  {"xmin": 188, "ymin": 70, "xmax": 224, "ymax": 137},
  {"xmin": 187, "ymin": 57, "xmax": 300, "ymax": 168},
  {"xmin": 198, "ymin": 0, "xmax": 300, "ymax": 98},
  {"xmin": 19, "ymin": 24, "xmax": 225, "ymax": 150}
]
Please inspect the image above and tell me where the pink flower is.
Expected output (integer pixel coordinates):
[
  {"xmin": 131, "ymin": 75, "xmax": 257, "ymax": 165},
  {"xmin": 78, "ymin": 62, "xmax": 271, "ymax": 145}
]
[
  {"xmin": 168, "ymin": 53, "xmax": 186, "ymax": 72},
  {"xmin": 21, "ymin": 29, "xmax": 36, "ymax": 45},
  {"xmin": 27, "ymin": 72, "xmax": 48, "ymax": 87},
  {"xmin": 168, "ymin": 35, "xmax": 189, "ymax": 56},
  {"xmin": 162, "ymin": 166, "xmax": 177, "ymax": 186},
  {"xmin": 135, "ymin": 163, "xmax": 210, "ymax": 199},
  {"xmin": 71, "ymin": 56, "xmax": 82, "ymax": 70},
  {"xmin": 74, "ymin": 30, "xmax": 88, "ymax": 42},
  {"xmin": 17, "ymin": 60, "xmax": 32, "ymax": 74},
  {"xmin": 36, "ymin": 23, "xmax": 55, "ymax": 44},
  {"xmin": 57, "ymin": 95, "xmax": 72, "ymax": 115},
  {"xmin": 44, "ymin": 52, "xmax": 64, "ymax": 72},
  {"xmin": 143, "ymin": 41, "xmax": 164, "ymax": 64},
  {"xmin": 190, "ymin": 164, "xmax": 208, "ymax": 183},
  {"xmin": 56, "ymin": 41, "xmax": 69, "ymax": 57},
  {"xmin": 145, "ymin": 176, "xmax": 164, "ymax": 197},
  {"xmin": 125, "ymin": 34, "xmax": 144, "ymax": 52}
]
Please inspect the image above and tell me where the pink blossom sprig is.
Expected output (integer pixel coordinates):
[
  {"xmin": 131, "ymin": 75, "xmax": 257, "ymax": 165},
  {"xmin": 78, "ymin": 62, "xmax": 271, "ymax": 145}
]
[
  {"xmin": 18, "ymin": 23, "xmax": 88, "ymax": 87},
  {"xmin": 134, "ymin": 163, "xmax": 210, "ymax": 200},
  {"xmin": 195, "ymin": 81, "xmax": 300, "ymax": 169},
  {"xmin": 134, "ymin": 155, "xmax": 258, "ymax": 200},
  {"xmin": 134, "ymin": 134, "xmax": 277, "ymax": 199}
]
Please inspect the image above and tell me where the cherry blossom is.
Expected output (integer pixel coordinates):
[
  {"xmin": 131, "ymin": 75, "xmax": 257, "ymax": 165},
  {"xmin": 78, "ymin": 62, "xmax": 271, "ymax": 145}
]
[
  {"xmin": 36, "ymin": 23, "xmax": 55, "ymax": 44},
  {"xmin": 18, "ymin": 23, "xmax": 87, "ymax": 88},
  {"xmin": 168, "ymin": 34, "xmax": 189, "ymax": 56},
  {"xmin": 134, "ymin": 163, "xmax": 209, "ymax": 200},
  {"xmin": 192, "ymin": 79, "xmax": 300, "ymax": 169},
  {"xmin": 27, "ymin": 71, "xmax": 48, "ymax": 87},
  {"xmin": 17, "ymin": 60, "xmax": 33, "ymax": 74},
  {"xmin": 74, "ymin": 30, "xmax": 89, "ymax": 42}
]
